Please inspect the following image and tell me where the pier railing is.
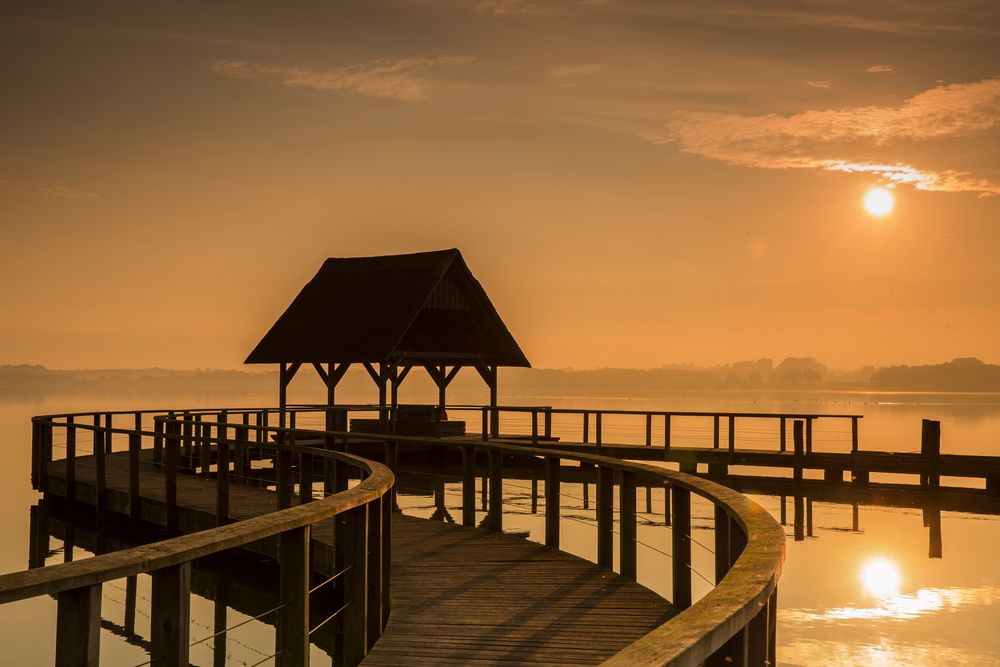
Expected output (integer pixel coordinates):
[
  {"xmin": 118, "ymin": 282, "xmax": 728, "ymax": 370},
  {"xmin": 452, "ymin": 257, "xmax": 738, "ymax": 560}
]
[
  {"xmin": 24, "ymin": 406, "xmax": 785, "ymax": 666},
  {"xmin": 19, "ymin": 409, "xmax": 394, "ymax": 667}
]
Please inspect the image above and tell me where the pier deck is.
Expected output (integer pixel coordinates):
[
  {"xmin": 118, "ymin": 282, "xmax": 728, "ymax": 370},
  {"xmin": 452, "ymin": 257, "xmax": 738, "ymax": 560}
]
[{"xmin": 41, "ymin": 452, "xmax": 676, "ymax": 666}]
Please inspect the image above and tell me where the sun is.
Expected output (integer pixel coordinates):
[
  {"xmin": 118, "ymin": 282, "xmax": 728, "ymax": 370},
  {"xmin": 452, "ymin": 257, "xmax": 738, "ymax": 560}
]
[{"xmin": 863, "ymin": 187, "xmax": 895, "ymax": 217}]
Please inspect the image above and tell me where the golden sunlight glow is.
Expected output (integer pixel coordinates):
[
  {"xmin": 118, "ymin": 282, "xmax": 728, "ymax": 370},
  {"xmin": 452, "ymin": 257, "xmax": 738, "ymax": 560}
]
[
  {"xmin": 861, "ymin": 557, "xmax": 901, "ymax": 597},
  {"xmin": 863, "ymin": 187, "xmax": 895, "ymax": 216}
]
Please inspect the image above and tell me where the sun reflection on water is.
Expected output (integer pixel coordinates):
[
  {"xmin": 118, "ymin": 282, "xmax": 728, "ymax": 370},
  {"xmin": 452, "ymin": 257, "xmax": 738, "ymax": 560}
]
[{"xmin": 861, "ymin": 557, "xmax": 901, "ymax": 597}]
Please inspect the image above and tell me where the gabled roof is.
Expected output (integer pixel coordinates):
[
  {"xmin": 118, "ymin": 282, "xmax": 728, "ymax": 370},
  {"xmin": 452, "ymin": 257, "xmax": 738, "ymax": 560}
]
[{"xmin": 245, "ymin": 249, "xmax": 530, "ymax": 367}]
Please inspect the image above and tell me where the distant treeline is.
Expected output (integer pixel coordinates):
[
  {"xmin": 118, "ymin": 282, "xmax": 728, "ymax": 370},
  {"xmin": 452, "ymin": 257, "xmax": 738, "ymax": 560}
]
[{"xmin": 2, "ymin": 357, "xmax": 999, "ymax": 394}]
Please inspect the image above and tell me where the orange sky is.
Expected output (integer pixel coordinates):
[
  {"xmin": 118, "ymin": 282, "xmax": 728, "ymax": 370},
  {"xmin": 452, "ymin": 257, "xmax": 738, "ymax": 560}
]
[{"xmin": 2, "ymin": 1, "xmax": 999, "ymax": 370}]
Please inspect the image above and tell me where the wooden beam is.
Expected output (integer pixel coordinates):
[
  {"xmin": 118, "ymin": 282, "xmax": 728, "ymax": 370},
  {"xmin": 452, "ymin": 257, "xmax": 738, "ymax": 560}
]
[
  {"xmin": 363, "ymin": 362, "xmax": 381, "ymax": 385},
  {"xmin": 277, "ymin": 527, "xmax": 310, "ymax": 667},
  {"xmin": 444, "ymin": 365, "xmax": 462, "ymax": 386},
  {"xmin": 312, "ymin": 362, "xmax": 329, "ymax": 385}
]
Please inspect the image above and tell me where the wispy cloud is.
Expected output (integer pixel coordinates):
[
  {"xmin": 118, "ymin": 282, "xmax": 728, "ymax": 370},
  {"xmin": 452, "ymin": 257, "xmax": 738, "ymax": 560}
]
[
  {"xmin": 476, "ymin": 0, "xmax": 558, "ymax": 16},
  {"xmin": 805, "ymin": 80, "xmax": 832, "ymax": 89},
  {"xmin": 548, "ymin": 64, "xmax": 608, "ymax": 78},
  {"xmin": 651, "ymin": 77, "xmax": 1000, "ymax": 196},
  {"xmin": 211, "ymin": 56, "xmax": 475, "ymax": 102},
  {"xmin": 1, "ymin": 180, "xmax": 100, "ymax": 201},
  {"xmin": 867, "ymin": 64, "xmax": 896, "ymax": 74}
]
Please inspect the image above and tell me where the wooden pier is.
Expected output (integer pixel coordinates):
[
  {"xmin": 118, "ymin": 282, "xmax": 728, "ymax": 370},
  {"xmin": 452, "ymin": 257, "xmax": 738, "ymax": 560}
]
[{"xmin": 36, "ymin": 447, "xmax": 675, "ymax": 665}]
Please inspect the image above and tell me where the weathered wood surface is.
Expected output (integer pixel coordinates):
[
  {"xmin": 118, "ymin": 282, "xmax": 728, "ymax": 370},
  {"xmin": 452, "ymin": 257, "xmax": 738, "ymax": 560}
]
[
  {"xmin": 42, "ymin": 453, "xmax": 676, "ymax": 665},
  {"xmin": 363, "ymin": 516, "xmax": 675, "ymax": 666}
]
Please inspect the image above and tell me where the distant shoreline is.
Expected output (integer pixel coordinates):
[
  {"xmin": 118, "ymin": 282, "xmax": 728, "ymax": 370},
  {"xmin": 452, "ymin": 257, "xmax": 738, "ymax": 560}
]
[{"xmin": 3, "ymin": 357, "xmax": 1000, "ymax": 394}]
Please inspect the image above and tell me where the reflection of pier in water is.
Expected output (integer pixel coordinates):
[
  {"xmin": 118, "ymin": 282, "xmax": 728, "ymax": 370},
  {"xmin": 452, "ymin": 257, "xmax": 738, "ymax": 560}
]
[{"xmin": 393, "ymin": 462, "xmax": 958, "ymax": 562}]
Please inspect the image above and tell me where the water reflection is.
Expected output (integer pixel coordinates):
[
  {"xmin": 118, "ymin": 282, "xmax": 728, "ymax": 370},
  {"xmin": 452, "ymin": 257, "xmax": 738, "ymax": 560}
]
[{"xmin": 860, "ymin": 557, "xmax": 901, "ymax": 597}]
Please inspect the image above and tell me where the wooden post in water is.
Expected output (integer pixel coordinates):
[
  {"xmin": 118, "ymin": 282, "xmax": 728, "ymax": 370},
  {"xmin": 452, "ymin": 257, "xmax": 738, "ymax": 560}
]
[
  {"xmin": 620, "ymin": 471, "xmax": 637, "ymax": 580},
  {"xmin": 545, "ymin": 456, "xmax": 560, "ymax": 548},
  {"xmin": 671, "ymin": 485, "xmax": 692, "ymax": 609},
  {"xmin": 56, "ymin": 584, "xmax": 102, "ymax": 667},
  {"xmin": 596, "ymin": 466, "xmax": 614, "ymax": 569},
  {"xmin": 151, "ymin": 562, "xmax": 191, "ymax": 667},
  {"xmin": 921, "ymin": 419, "xmax": 941, "ymax": 490}
]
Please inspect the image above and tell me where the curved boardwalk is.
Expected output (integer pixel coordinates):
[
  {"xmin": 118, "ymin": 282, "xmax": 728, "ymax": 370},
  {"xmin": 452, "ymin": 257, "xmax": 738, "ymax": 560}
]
[{"xmin": 42, "ymin": 453, "xmax": 676, "ymax": 665}]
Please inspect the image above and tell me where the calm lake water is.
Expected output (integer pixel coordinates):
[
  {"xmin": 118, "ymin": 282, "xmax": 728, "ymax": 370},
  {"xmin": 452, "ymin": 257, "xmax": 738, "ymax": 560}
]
[{"xmin": 1, "ymin": 386, "xmax": 998, "ymax": 665}]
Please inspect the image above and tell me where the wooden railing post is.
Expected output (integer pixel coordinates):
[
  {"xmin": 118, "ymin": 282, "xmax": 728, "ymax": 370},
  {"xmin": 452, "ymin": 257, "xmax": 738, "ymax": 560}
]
[
  {"xmin": 277, "ymin": 446, "xmax": 293, "ymax": 510},
  {"xmin": 299, "ymin": 451, "xmax": 313, "ymax": 504},
  {"xmin": 151, "ymin": 562, "xmax": 191, "ymax": 667},
  {"xmin": 793, "ymin": 420, "xmax": 804, "ymax": 483},
  {"xmin": 596, "ymin": 465, "xmax": 614, "ymax": 569},
  {"xmin": 620, "ymin": 471, "xmax": 637, "ymax": 579},
  {"xmin": 153, "ymin": 416, "xmax": 164, "ymax": 465},
  {"xmin": 851, "ymin": 416, "xmax": 859, "ymax": 454},
  {"xmin": 645, "ymin": 413, "xmax": 652, "ymax": 447},
  {"xmin": 128, "ymin": 430, "xmax": 141, "ymax": 521},
  {"xmin": 66, "ymin": 417, "xmax": 76, "ymax": 501},
  {"xmin": 713, "ymin": 415, "xmax": 720, "ymax": 449},
  {"xmin": 31, "ymin": 419, "xmax": 41, "ymax": 491},
  {"xmin": 664, "ymin": 414, "xmax": 671, "ymax": 459},
  {"xmin": 366, "ymin": 497, "xmax": 383, "ymax": 649},
  {"xmin": 544, "ymin": 407, "xmax": 552, "ymax": 439},
  {"xmin": 805, "ymin": 417, "xmax": 813, "ymax": 455},
  {"xmin": 488, "ymin": 449, "xmax": 503, "ymax": 532},
  {"xmin": 217, "ymin": 420, "xmax": 230, "ymax": 525},
  {"xmin": 103, "ymin": 413, "xmax": 112, "ymax": 454},
  {"xmin": 342, "ymin": 505, "xmax": 368, "ymax": 665},
  {"xmin": 481, "ymin": 407, "xmax": 488, "ymax": 441},
  {"xmin": 595, "ymin": 412, "xmax": 603, "ymax": 452},
  {"xmin": 381, "ymin": 490, "xmax": 393, "ymax": 628},
  {"xmin": 462, "ymin": 445, "xmax": 476, "ymax": 527},
  {"xmin": 94, "ymin": 418, "xmax": 106, "ymax": 518},
  {"xmin": 779, "ymin": 417, "xmax": 787, "ymax": 452},
  {"xmin": 671, "ymin": 485, "xmax": 692, "ymax": 609},
  {"xmin": 165, "ymin": 420, "xmax": 179, "ymax": 531},
  {"xmin": 198, "ymin": 416, "xmax": 210, "ymax": 476},
  {"xmin": 545, "ymin": 456, "xmax": 560, "ymax": 548},
  {"xmin": 55, "ymin": 584, "xmax": 101, "ymax": 667},
  {"xmin": 277, "ymin": 526, "xmax": 310, "ymax": 667},
  {"xmin": 714, "ymin": 506, "xmax": 731, "ymax": 585},
  {"xmin": 922, "ymin": 419, "xmax": 941, "ymax": 489},
  {"xmin": 531, "ymin": 410, "xmax": 538, "ymax": 446},
  {"xmin": 728, "ymin": 416, "xmax": 736, "ymax": 454},
  {"xmin": 583, "ymin": 412, "xmax": 589, "ymax": 444}
]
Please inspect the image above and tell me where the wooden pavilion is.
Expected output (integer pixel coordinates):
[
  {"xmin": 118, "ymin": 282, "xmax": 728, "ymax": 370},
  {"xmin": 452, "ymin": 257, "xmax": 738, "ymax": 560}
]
[{"xmin": 245, "ymin": 249, "xmax": 530, "ymax": 435}]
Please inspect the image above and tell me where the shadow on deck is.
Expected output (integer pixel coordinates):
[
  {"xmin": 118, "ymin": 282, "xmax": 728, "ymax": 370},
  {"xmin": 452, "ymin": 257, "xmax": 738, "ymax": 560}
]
[{"xmin": 42, "ymin": 452, "xmax": 676, "ymax": 666}]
